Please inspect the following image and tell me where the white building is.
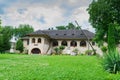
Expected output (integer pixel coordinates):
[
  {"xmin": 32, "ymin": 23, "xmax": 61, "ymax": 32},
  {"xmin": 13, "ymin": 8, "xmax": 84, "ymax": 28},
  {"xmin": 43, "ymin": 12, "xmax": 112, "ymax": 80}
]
[{"xmin": 22, "ymin": 30, "xmax": 102, "ymax": 55}]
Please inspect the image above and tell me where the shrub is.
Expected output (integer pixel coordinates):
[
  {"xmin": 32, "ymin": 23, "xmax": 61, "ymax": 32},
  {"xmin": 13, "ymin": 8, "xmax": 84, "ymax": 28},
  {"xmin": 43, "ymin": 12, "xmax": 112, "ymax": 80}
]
[
  {"xmin": 59, "ymin": 46, "xmax": 65, "ymax": 54},
  {"xmin": 54, "ymin": 47, "xmax": 59, "ymax": 55},
  {"xmin": 103, "ymin": 50, "xmax": 120, "ymax": 74},
  {"xmin": 73, "ymin": 48, "xmax": 79, "ymax": 54},
  {"xmin": 54, "ymin": 46, "xmax": 65, "ymax": 55},
  {"xmin": 59, "ymin": 46, "xmax": 65, "ymax": 50},
  {"xmin": 85, "ymin": 50, "xmax": 93, "ymax": 55},
  {"xmin": 101, "ymin": 46, "xmax": 107, "ymax": 53}
]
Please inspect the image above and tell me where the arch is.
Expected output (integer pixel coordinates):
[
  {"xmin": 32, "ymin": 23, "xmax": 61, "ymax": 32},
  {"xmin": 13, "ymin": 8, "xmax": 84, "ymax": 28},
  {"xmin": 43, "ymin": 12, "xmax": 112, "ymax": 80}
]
[
  {"xmin": 31, "ymin": 48, "xmax": 41, "ymax": 54},
  {"xmin": 38, "ymin": 38, "xmax": 41, "ymax": 43},
  {"xmin": 32, "ymin": 38, "xmax": 35, "ymax": 43},
  {"xmin": 70, "ymin": 40, "xmax": 77, "ymax": 47},
  {"xmin": 52, "ymin": 40, "xmax": 58, "ymax": 47},
  {"xmin": 80, "ymin": 40, "xmax": 86, "ymax": 47},
  {"xmin": 61, "ymin": 40, "xmax": 67, "ymax": 46}
]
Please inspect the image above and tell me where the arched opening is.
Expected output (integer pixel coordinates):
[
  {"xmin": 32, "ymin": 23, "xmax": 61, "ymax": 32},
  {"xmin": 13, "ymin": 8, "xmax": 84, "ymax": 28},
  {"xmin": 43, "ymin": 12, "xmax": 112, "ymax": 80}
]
[
  {"xmin": 31, "ymin": 48, "xmax": 41, "ymax": 54},
  {"xmin": 52, "ymin": 40, "xmax": 58, "ymax": 47},
  {"xmin": 32, "ymin": 38, "xmax": 35, "ymax": 43},
  {"xmin": 38, "ymin": 38, "xmax": 41, "ymax": 43},
  {"xmin": 80, "ymin": 40, "xmax": 86, "ymax": 47},
  {"xmin": 70, "ymin": 40, "xmax": 77, "ymax": 47},
  {"xmin": 61, "ymin": 40, "xmax": 67, "ymax": 46}
]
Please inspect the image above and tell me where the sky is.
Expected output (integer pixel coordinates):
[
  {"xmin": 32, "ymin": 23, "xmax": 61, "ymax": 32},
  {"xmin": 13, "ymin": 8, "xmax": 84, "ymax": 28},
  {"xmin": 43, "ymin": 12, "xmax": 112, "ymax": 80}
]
[{"xmin": 0, "ymin": 0, "xmax": 94, "ymax": 32}]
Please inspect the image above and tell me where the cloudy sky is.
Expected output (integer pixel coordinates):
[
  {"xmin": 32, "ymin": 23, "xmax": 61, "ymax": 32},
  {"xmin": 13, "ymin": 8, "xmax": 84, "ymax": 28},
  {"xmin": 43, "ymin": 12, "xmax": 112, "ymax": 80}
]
[{"xmin": 0, "ymin": 0, "xmax": 94, "ymax": 32}]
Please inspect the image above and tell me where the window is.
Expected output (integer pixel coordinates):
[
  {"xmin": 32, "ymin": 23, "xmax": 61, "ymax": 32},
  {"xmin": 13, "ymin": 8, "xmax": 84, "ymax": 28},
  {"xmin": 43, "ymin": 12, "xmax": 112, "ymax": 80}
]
[
  {"xmin": 38, "ymin": 38, "xmax": 41, "ymax": 43},
  {"xmin": 32, "ymin": 38, "xmax": 35, "ymax": 43},
  {"xmin": 27, "ymin": 39, "xmax": 29, "ymax": 45},
  {"xmin": 80, "ymin": 40, "xmax": 86, "ymax": 47},
  {"xmin": 72, "ymin": 34, "xmax": 74, "ymax": 35},
  {"xmin": 61, "ymin": 40, "xmax": 67, "ymax": 46},
  {"xmin": 70, "ymin": 40, "xmax": 77, "ymax": 47},
  {"xmin": 92, "ymin": 42, "xmax": 95, "ymax": 46},
  {"xmin": 52, "ymin": 40, "xmax": 58, "ymax": 47}
]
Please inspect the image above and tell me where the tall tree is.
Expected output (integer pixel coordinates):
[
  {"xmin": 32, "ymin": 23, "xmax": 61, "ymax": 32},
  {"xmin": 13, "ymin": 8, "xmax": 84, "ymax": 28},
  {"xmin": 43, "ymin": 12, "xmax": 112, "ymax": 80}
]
[
  {"xmin": 87, "ymin": 0, "xmax": 120, "ymax": 46},
  {"xmin": 16, "ymin": 39, "xmax": 24, "ymax": 53},
  {"xmin": 14, "ymin": 24, "xmax": 34, "ymax": 37}
]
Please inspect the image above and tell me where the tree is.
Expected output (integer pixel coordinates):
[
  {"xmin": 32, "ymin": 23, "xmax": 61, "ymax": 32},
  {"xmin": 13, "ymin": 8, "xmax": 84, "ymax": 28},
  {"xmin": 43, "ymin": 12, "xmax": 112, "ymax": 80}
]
[
  {"xmin": 87, "ymin": 0, "xmax": 120, "ymax": 46},
  {"xmin": 16, "ymin": 39, "xmax": 24, "ymax": 53},
  {"xmin": 108, "ymin": 23, "xmax": 116, "ymax": 52},
  {"xmin": 55, "ymin": 22, "xmax": 81, "ymax": 30},
  {"xmin": 0, "ymin": 35, "xmax": 4, "ymax": 53},
  {"xmin": 56, "ymin": 26, "xmax": 67, "ymax": 30},
  {"xmin": 0, "ymin": 20, "xmax": 13, "ymax": 52},
  {"xmin": 2, "ymin": 26, "xmax": 14, "ymax": 40},
  {"xmin": 14, "ymin": 24, "xmax": 34, "ymax": 37}
]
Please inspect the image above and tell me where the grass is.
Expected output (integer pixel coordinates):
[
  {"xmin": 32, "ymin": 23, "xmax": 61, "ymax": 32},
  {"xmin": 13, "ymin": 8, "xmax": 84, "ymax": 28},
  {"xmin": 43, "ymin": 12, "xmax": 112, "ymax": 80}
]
[{"xmin": 0, "ymin": 54, "xmax": 120, "ymax": 80}]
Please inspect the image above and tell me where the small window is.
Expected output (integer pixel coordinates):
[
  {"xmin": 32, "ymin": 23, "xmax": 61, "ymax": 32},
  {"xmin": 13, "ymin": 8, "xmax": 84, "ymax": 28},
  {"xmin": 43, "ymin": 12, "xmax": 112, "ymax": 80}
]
[
  {"xmin": 56, "ymin": 34, "xmax": 58, "ymax": 35},
  {"xmin": 80, "ymin": 33, "xmax": 83, "ymax": 35},
  {"xmin": 32, "ymin": 38, "xmax": 35, "ymax": 43},
  {"xmin": 27, "ymin": 39, "xmax": 29, "ymax": 45},
  {"xmin": 64, "ymin": 34, "xmax": 66, "ymax": 35},
  {"xmin": 38, "ymin": 38, "xmax": 41, "ymax": 43},
  {"xmin": 92, "ymin": 42, "xmax": 95, "ymax": 46},
  {"xmin": 72, "ymin": 34, "xmax": 74, "ymax": 35}
]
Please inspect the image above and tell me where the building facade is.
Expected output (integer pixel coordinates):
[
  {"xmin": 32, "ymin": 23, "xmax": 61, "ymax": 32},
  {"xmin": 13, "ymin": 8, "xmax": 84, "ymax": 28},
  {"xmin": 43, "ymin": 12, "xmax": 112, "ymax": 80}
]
[{"xmin": 22, "ymin": 30, "xmax": 102, "ymax": 55}]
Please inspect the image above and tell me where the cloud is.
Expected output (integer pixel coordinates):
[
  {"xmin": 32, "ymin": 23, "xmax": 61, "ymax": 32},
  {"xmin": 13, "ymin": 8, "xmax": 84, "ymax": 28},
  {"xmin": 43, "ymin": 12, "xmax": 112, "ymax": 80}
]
[
  {"xmin": 0, "ymin": 0, "xmax": 94, "ymax": 32},
  {"xmin": 1, "ymin": 4, "xmax": 65, "ymax": 30},
  {"xmin": 69, "ymin": 7, "xmax": 94, "ymax": 32}
]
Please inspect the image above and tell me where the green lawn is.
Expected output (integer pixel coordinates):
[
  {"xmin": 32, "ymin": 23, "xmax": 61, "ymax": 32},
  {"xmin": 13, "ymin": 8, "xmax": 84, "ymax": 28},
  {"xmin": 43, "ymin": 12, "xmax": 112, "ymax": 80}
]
[{"xmin": 0, "ymin": 54, "xmax": 120, "ymax": 80}]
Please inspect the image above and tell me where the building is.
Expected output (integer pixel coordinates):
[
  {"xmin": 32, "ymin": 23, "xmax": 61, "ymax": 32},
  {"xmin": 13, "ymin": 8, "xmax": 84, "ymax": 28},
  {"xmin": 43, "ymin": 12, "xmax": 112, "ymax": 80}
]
[
  {"xmin": 22, "ymin": 29, "xmax": 102, "ymax": 55},
  {"xmin": 10, "ymin": 36, "xmax": 17, "ymax": 53}
]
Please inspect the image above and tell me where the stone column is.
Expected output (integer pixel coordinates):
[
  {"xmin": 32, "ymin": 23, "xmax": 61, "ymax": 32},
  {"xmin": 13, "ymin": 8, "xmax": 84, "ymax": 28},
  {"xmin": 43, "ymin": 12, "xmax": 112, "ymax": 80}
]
[
  {"xmin": 58, "ymin": 40, "xmax": 61, "ymax": 46},
  {"xmin": 77, "ymin": 41, "xmax": 80, "ymax": 48},
  {"xmin": 41, "ymin": 38, "xmax": 45, "ymax": 54}
]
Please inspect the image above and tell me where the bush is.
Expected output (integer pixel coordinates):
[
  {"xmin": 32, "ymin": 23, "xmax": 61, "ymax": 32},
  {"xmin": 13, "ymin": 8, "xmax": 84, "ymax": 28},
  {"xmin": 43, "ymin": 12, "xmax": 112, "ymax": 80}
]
[
  {"xmin": 103, "ymin": 50, "xmax": 120, "ymax": 74},
  {"xmin": 59, "ymin": 46, "xmax": 65, "ymax": 50},
  {"xmin": 54, "ymin": 47, "xmax": 59, "ymax": 55},
  {"xmin": 54, "ymin": 46, "xmax": 65, "ymax": 55},
  {"xmin": 101, "ymin": 46, "xmax": 107, "ymax": 53},
  {"xmin": 85, "ymin": 50, "xmax": 93, "ymax": 55},
  {"xmin": 73, "ymin": 48, "xmax": 79, "ymax": 54}
]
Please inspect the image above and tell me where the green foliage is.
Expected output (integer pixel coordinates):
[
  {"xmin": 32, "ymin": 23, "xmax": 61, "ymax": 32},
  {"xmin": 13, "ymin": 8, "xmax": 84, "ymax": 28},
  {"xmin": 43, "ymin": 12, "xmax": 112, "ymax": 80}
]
[
  {"xmin": 88, "ymin": 0, "xmax": 120, "ymax": 45},
  {"xmin": 85, "ymin": 50, "xmax": 93, "ymax": 55},
  {"xmin": 73, "ymin": 48, "xmax": 79, "ymax": 54},
  {"xmin": 108, "ymin": 23, "xmax": 116, "ymax": 52},
  {"xmin": 54, "ymin": 47, "xmax": 59, "ymax": 54},
  {"xmin": 54, "ymin": 46, "xmax": 65, "ymax": 55},
  {"xmin": 53, "ymin": 22, "xmax": 81, "ymax": 30},
  {"xmin": 14, "ymin": 24, "xmax": 34, "ymax": 37},
  {"xmin": 0, "ymin": 35, "xmax": 4, "ymax": 53},
  {"xmin": 59, "ymin": 45, "xmax": 65, "ymax": 50},
  {"xmin": 103, "ymin": 50, "xmax": 120, "ymax": 74},
  {"xmin": 1, "ymin": 26, "xmax": 14, "ymax": 39},
  {"xmin": 16, "ymin": 39, "xmax": 24, "ymax": 53},
  {"xmin": 0, "ymin": 26, "xmax": 12, "ymax": 52},
  {"xmin": 101, "ymin": 46, "xmax": 107, "ymax": 53},
  {"xmin": 56, "ymin": 26, "xmax": 67, "ymax": 30}
]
